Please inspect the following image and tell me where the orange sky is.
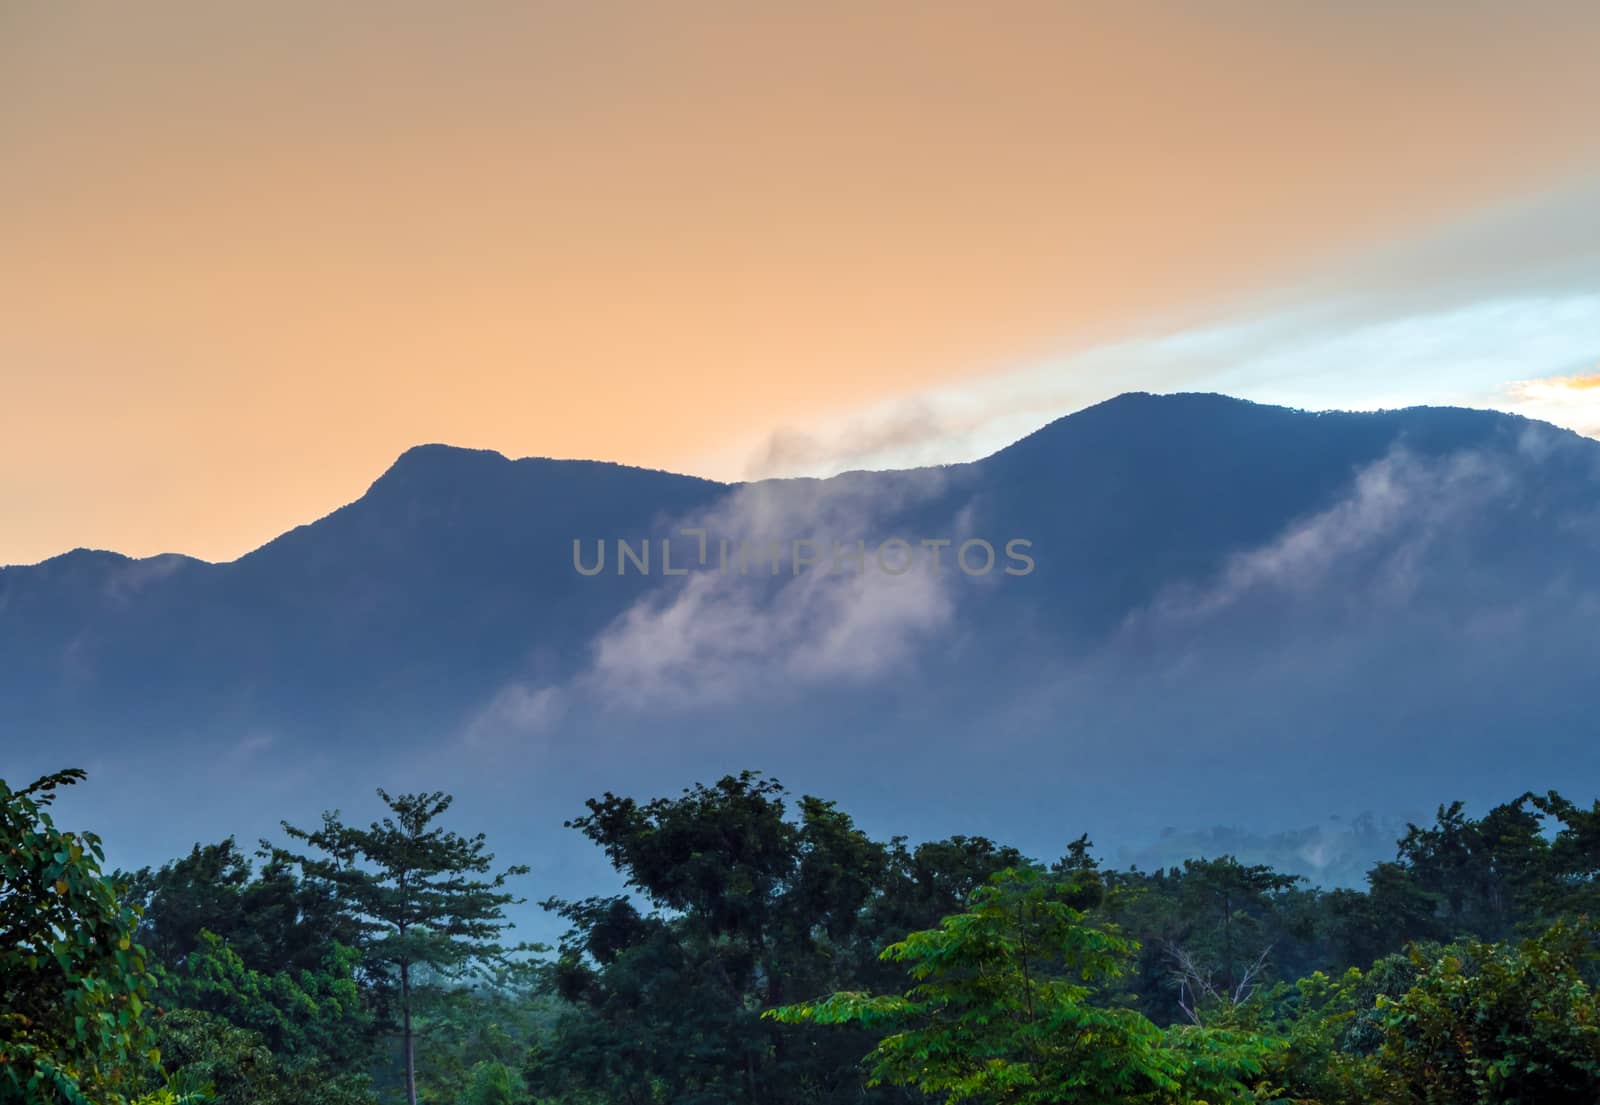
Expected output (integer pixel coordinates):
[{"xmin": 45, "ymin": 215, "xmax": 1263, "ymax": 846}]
[{"xmin": 4, "ymin": 2, "xmax": 1600, "ymax": 565}]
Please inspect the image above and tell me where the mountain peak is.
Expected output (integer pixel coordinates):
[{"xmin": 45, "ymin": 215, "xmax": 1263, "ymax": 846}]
[
  {"xmin": 988, "ymin": 390, "xmax": 1553, "ymax": 470},
  {"xmin": 382, "ymin": 442, "xmax": 510, "ymax": 475},
  {"xmin": 366, "ymin": 443, "xmax": 515, "ymax": 495}
]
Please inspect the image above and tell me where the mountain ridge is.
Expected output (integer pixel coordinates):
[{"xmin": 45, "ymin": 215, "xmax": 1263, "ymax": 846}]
[
  {"xmin": 4, "ymin": 390, "xmax": 1598, "ymax": 904},
  {"xmin": 8, "ymin": 390, "xmax": 1589, "ymax": 573}
]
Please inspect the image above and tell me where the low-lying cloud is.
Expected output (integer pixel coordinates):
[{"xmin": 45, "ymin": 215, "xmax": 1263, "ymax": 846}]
[{"xmin": 464, "ymin": 467, "xmax": 993, "ymax": 742}]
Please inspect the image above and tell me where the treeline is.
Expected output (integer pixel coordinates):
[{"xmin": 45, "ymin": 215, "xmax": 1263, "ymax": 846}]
[{"xmin": 5, "ymin": 768, "xmax": 1600, "ymax": 1103}]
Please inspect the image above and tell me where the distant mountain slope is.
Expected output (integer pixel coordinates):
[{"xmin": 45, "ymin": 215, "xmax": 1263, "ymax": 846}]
[{"xmin": 4, "ymin": 393, "xmax": 1599, "ymax": 900}]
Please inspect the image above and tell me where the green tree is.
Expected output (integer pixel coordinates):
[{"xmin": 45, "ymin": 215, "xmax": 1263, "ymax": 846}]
[
  {"xmin": 460, "ymin": 1059, "xmax": 523, "ymax": 1105},
  {"xmin": 406, "ymin": 962, "xmax": 550, "ymax": 1105},
  {"xmin": 275, "ymin": 789, "xmax": 530, "ymax": 1105},
  {"xmin": 1373, "ymin": 920, "xmax": 1600, "ymax": 1104},
  {"xmin": 0, "ymin": 769, "xmax": 165, "ymax": 1104},
  {"xmin": 161, "ymin": 929, "xmax": 373, "ymax": 1070},
  {"xmin": 1102, "ymin": 857, "xmax": 1306, "ymax": 1027},
  {"xmin": 123, "ymin": 839, "xmax": 357, "ymax": 976},
  {"xmin": 1166, "ymin": 858, "xmax": 1305, "ymax": 1027},
  {"xmin": 535, "ymin": 773, "xmax": 886, "ymax": 1104},
  {"xmin": 1530, "ymin": 791, "xmax": 1600, "ymax": 919},
  {"xmin": 147, "ymin": 1009, "xmax": 375, "ymax": 1105},
  {"xmin": 1321, "ymin": 862, "xmax": 1442, "ymax": 970},
  {"xmin": 1392, "ymin": 797, "xmax": 1553, "ymax": 943},
  {"xmin": 533, "ymin": 772, "xmax": 1033, "ymax": 1104},
  {"xmin": 120, "ymin": 841, "xmax": 254, "ymax": 972},
  {"xmin": 770, "ymin": 866, "xmax": 1280, "ymax": 1105}
]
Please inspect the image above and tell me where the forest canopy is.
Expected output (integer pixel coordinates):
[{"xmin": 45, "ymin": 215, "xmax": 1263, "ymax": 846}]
[{"xmin": 5, "ymin": 767, "xmax": 1600, "ymax": 1104}]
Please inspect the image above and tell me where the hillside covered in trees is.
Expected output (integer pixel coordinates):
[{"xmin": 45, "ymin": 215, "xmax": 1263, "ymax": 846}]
[{"xmin": 7, "ymin": 766, "xmax": 1600, "ymax": 1104}]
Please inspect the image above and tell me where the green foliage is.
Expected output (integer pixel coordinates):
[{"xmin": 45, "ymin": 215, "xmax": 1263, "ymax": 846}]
[
  {"xmin": 123, "ymin": 839, "xmax": 357, "ymax": 976},
  {"xmin": 145, "ymin": 1009, "xmax": 376, "ymax": 1105},
  {"xmin": 0, "ymin": 769, "xmax": 163, "ymax": 1105},
  {"xmin": 1318, "ymin": 863, "xmax": 1441, "ymax": 971},
  {"xmin": 161, "ymin": 929, "xmax": 373, "ymax": 1066},
  {"xmin": 275, "ymin": 789, "xmax": 532, "ymax": 1105},
  {"xmin": 532, "ymin": 772, "xmax": 1031, "ymax": 1104},
  {"xmin": 405, "ymin": 963, "xmax": 551, "ymax": 1105},
  {"xmin": 1102, "ymin": 857, "xmax": 1307, "ymax": 1028},
  {"xmin": 275, "ymin": 791, "xmax": 532, "ymax": 988},
  {"xmin": 1390, "ymin": 797, "xmax": 1554, "ymax": 943},
  {"xmin": 1372, "ymin": 920, "xmax": 1600, "ymax": 1104},
  {"xmin": 118, "ymin": 835, "xmax": 383, "ymax": 1097},
  {"xmin": 1529, "ymin": 792, "xmax": 1600, "ymax": 919},
  {"xmin": 532, "ymin": 773, "xmax": 872, "ymax": 1104},
  {"xmin": 459, "ymin": 1060, "xmax": 522, "ymax": 1105},
  {"xmin": 770, "ymin": 867, "xmax": 1281, "ymax": 1105},
  {"xmin": 19, "ymin": 767, "xmax": 1600, "ymax": 1104},
  {"xmin": 538, "ymin": 776, "xmax": 1600, "ymax": 1104},
  {"xmin": 1230, "ymin": 967, "xmax": 1396, "ymax": 1105}
]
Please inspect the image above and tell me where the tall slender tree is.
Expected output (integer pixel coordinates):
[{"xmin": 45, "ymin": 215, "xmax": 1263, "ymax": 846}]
[{"xmin": 275, "ymin": 789, "xmax": 529, "ymax": 1105}]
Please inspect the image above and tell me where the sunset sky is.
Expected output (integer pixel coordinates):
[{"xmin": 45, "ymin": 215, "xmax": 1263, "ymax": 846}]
[{"xmin": 4, "ymin": 2, "xmax": 1600, "ymax": 566}]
